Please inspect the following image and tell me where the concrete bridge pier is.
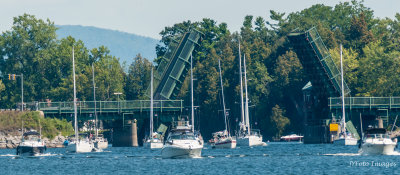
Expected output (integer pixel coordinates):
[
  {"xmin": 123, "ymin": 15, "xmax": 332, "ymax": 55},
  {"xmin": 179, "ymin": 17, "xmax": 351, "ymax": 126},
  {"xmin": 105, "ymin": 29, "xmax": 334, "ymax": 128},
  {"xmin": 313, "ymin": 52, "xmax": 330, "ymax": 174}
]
[{"xmin": 112, "ymin": 119, "xmax": 139, "ymax": 147}]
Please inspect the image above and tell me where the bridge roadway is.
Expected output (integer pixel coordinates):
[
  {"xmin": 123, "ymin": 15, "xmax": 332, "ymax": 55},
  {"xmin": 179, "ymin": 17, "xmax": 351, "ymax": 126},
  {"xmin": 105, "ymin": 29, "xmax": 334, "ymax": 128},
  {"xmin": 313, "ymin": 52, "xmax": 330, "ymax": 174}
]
[
  {"xmin": 37, "ymin": 100, "xmax": 183, "ymax": 122},
  {"xmin": 329, "ymin": 97, "xmax": 400, "ymax": 109}
]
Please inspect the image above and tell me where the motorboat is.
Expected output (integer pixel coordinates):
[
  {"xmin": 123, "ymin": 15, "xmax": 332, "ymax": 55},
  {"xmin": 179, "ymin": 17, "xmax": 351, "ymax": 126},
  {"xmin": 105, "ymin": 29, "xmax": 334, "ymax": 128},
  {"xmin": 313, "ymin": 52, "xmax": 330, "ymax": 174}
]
[
  {"xmin": 16, "ymin": 131, "xmax": 46, "ymax": 156},
  {"xmin": 359, "ymin": 128, "xmax": 397, "ymax": 155},
  {"xmin": 161, "ymin": 121, "xmax": 203, "ymax": 158},
  {"xmin": 211, "ymin": 130, "xmax": 236, "ymax": 149},
  {"xmin": 280, "ymin": 134, "xmax": 304, "ymax": 142}
]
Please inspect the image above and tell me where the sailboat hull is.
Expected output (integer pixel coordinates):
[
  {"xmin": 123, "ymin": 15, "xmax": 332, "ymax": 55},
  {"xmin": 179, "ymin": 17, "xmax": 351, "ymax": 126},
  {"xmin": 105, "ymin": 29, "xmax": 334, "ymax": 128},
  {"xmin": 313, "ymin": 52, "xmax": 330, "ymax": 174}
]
[
  {"xmin": 94, "ymin": 140, "xmax": 108, "ymax": 149},
  {"xmin": 144, "ymin": 141, "xmax": 163, "ymax": 149},
  {"xmin": 334, "ymin": 138, "xmax": 358, "ymax": 145},
  {"xmin": 67, "ymin": 141, "xmax": 94, "ymax": 153},
  {"xmin": 212, "ymin": 138, "xmax": 236, "ymax": 149},
  {"xmin": 237, "ymin": 135, "xmax": 265, "ymax": 147}
]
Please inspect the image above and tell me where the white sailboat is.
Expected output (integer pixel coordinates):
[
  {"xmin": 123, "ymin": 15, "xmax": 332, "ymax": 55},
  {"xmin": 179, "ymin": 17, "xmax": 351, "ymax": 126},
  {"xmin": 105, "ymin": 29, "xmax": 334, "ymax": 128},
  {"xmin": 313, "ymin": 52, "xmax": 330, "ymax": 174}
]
[
  {"xmin": 92, "ymin": 64, "xmax": 108, "ymax": 150},
  {"xmin": 211, "ymin": 58, "xmax": 236, "ymax": 149},
  {"xmin": 66, "ymin": 46, "xmax": 95, "ymax": 153},
  {"xmin": 161, "ymin": 54, "xmax": 203, "ymax": 158},
  {"xmin": 333, "ymin": 44, "xmax": 358, "ymax": 146},
  {"xmin": 236, "ymin": 41, "xmax": 265, "ymax": 147},
  {"xmin": 144, "ymin": 68, "xmax": 163, "ymax": 149}
]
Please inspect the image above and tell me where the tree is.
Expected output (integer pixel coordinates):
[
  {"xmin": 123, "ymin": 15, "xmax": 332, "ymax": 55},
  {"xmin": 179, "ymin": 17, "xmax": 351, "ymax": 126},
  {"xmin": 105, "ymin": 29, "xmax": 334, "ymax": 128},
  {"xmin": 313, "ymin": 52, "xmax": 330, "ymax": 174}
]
[
  {"xmin": 125, "ymin": 54, "xmax": 152, "ymax": 100},
  {"xmin": 270, "ymin": 105, "xmax": 290, "ymax": 137}
]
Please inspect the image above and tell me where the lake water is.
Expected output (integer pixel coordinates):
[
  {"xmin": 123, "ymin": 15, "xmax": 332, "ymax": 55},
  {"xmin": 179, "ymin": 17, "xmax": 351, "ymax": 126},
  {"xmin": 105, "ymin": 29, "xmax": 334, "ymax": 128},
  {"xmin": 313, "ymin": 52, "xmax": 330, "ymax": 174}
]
[{"xmin": 1, "ymin": 143, "xmax": 399, "ymax": 174}]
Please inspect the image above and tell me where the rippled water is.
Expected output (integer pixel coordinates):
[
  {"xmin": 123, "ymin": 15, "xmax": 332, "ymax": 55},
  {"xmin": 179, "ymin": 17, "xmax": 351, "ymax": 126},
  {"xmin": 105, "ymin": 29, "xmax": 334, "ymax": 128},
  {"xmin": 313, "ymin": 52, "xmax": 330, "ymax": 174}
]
[{"xmin": 1, "ymin": 143, "xmax": 399, "ymax": 174}]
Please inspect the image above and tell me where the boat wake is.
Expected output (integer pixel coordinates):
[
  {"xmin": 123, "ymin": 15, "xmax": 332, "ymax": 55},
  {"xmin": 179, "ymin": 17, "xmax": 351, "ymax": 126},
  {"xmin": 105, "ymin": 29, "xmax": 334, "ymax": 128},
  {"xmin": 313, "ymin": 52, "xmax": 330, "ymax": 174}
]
[
  {"xmin": 0, "ymin": 154, "xmax": 17, "ymax": 157},
  {"xmin": 323, "ymin": 153, "xmax": 361, "ymax": 156},
  {"xmin": 386, "ymin": 151, "xmax": 400, "ymax": 155}
]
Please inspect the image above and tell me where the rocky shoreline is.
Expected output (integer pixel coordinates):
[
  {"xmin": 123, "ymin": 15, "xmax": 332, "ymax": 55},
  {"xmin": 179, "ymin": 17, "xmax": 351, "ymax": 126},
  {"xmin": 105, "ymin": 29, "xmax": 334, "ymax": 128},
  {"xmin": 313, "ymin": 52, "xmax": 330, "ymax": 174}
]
[{"xmin": 0, "ymin": 131, "xmax": 66, "ymax": 149}]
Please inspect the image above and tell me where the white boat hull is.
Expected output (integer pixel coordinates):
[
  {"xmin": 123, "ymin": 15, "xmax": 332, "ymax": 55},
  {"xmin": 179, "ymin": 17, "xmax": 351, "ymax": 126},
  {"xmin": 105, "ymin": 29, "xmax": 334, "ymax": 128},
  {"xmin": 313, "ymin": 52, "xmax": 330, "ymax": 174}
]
[
  {"xmin": 67, "ymin": 141, "xmax": 94, "ymax": 153},
  {"xmin": 161, "ymin": 145, "xmax": 202, "ymax": 158},
  {"xmin": 360, "ymin": 143, "xmax": 396, "ymax": 155},
  {"xmin": 334, "ymin": 138, "xmax": 358, "ymax": 145},
  {"xmin": 237, "ymin": 135, "xmax": 266, "ymax": 147},
  {"xmin": 144, "ymin": 141, "xmax": 163, "ymax": 149},
  {"xmin": 212, "ymin": 138, "xmax": 236, "ymax": 149},
  {"xmin": 94, "ymin": 140, "xmax": 108, "ymax": 149}
]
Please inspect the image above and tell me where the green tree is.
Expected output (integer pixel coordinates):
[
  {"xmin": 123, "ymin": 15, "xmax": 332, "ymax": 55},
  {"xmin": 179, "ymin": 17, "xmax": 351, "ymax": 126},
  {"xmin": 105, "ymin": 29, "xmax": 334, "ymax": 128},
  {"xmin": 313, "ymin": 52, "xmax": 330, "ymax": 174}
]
[
  {"xmin": 270, "ymin": 105, "xmax": 290, "ymax": 137},
  {"xmin": 125, "ymin": 54, "xmax": 152, "ymax": 100}
]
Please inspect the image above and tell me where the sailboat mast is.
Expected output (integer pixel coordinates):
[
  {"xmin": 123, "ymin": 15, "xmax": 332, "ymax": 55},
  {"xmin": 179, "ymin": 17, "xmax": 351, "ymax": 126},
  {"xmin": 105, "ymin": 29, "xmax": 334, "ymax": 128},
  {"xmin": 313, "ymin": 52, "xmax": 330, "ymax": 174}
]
[
  {"xmin": 340, "ymin": 44, "xmax": 346, "ymax": 136},
  {"xmin": 73, "ymin": 46, "xmax": 78, "ymax": 142},
  {"xmin": 92, "ymin": 64, "xmax": 98, "ymax": 138},
  {"xmin": 238, "ymin": 39, "xmax": 245, "ymax": 132},
  {"xmin": 150, "ymin": 67, "xmax": 154, "ymax": 138},
  {"xmin": 191, "ymin": 54, "xmax": 195, "ymax": 132},
  {"xmin": 243, "ymin": 54, "xmax": 251, "ymax": 135},
  {"xmin": 218, "ymin": 59, "xmax": 228, "ymax": 137}
]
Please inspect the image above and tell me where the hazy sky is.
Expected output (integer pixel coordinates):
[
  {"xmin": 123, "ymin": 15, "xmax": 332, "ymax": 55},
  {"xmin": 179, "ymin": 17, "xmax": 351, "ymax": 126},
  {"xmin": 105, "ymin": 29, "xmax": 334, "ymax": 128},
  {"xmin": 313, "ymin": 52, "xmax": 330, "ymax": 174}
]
[{"xmin": 1, "ymin": 0, "xmax": 399, "ymax": 39}]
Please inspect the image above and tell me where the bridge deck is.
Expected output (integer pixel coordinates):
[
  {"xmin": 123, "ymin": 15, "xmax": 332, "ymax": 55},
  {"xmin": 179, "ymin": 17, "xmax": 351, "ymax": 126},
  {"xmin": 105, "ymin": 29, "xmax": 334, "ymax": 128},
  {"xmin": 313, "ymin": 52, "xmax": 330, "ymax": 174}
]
[
  {"xmin": 329, "ymin": 97, "xmax": 400, "ymax": 109},
  {"xmin": 38, "ymin": 100, "xmax": 183, "ymax": 114}
]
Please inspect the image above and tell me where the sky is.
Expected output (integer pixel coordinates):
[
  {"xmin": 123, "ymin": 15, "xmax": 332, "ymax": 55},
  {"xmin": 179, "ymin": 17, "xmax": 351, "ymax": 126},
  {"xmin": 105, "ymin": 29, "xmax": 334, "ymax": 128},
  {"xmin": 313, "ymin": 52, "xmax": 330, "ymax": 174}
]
[{"xmin": 1, "ymin": 0, "xmax": 399, "ymax": 39}]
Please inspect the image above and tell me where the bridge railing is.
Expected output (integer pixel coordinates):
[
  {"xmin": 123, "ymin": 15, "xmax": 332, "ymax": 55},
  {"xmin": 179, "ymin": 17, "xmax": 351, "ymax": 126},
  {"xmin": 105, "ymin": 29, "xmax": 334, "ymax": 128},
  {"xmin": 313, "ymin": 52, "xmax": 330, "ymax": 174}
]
[
  {"xmin": 38, "ymin": 100, "xmax": 183, "ymax": 113},
  {"xmin": 329, "ymin": 97, "xmax": 400, "ymax": 109}
]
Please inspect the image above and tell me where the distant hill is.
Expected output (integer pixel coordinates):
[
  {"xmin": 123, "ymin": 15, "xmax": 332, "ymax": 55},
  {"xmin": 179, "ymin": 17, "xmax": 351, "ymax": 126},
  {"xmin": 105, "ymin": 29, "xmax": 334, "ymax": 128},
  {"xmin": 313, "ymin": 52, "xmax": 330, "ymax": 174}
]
[{"xmin": 56, "ymin": 25, "xmax": 159, "ymax": 65}]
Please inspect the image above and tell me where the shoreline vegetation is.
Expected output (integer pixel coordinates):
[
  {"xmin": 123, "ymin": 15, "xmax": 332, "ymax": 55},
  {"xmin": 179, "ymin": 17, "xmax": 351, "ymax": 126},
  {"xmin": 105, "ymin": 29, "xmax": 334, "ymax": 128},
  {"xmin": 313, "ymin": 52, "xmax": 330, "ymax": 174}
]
[{"xmin": 0, "ymin": 111, "xmax": 74, "ymax": 149}]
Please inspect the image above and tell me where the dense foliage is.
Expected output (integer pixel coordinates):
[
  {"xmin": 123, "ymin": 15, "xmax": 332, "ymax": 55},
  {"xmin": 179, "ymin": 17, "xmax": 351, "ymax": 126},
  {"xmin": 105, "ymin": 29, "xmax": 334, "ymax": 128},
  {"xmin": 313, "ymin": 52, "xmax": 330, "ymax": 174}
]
[
  {"xmin": 0, "ymin": 111, "xmax": 74, "ymax": 139},
  {"xmin": 1, "ymin": 1, "xmax": 400, "ymax": 139}
]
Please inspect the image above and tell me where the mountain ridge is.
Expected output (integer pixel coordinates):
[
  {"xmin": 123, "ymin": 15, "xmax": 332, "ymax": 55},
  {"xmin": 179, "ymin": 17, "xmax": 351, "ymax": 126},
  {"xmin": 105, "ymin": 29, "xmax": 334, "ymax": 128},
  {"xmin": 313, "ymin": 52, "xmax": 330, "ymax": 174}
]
[{"xmin": 56, "ymin": 25, "xmax": 159, "ymax": 64}]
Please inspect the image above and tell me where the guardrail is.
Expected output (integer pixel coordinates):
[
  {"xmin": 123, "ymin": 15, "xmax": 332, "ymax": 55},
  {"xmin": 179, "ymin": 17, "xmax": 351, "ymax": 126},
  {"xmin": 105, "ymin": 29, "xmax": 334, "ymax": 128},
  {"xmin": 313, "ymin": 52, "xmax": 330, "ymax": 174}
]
[
  {"xmin": 38, "ymin": 100, "xmax": 183, "ymax": 114},
  {"xmin": 329, "ymin": 97, "xmax": 400, "ymax": 109}
]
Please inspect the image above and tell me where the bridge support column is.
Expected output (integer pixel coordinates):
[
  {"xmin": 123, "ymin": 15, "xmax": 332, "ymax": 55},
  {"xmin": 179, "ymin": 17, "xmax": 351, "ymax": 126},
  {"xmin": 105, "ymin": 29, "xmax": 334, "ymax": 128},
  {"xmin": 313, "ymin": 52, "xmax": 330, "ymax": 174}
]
[
  {"xmin": 112, "ymin": 119, "xmax": 139, "ymax": 147},
  {"xmin": 131, "ymin": 119, "xmax": 138, "ymax": 147}
]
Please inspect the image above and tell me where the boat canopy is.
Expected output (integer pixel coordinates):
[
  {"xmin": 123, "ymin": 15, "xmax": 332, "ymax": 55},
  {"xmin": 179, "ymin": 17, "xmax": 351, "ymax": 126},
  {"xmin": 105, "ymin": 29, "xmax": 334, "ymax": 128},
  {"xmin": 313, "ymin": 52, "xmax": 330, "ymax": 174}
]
[{"xmin": 23, "ymin": 131, "xmax": 40, "ymax": 136}]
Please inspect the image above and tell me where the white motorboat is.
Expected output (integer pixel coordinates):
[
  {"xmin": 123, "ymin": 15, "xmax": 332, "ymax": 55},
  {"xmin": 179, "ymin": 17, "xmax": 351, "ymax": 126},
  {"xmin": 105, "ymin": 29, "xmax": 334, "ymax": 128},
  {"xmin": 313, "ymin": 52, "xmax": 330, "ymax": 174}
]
[
  {"xmin": 66, "ymin": 46, "xmax": 95, "ymax": 153},
  {"xmin": 280, "ymin": 134, "xmax": 304, "ymax": 142},
  {"xmin": 236, "ymin": 41, "xmax": 265, "ymax": 147},
  {"xmin": 16, "ymin": 131, "xmax": 46, "ymax": 156},
  {"xmin": 359, "ymin": 128, "xmax": 397, "ymax": 155},
  {"xmin": 162, "ymin": 55, "xmax": 203, "ymax": 158},
  {"xmin": 144, "ymin": 68, "xmax": 163, "ymax": 149},
  {"xmin": 161, "ymin": 121, "xmax": 203, "ymax": 158},
  {"xmin": 333, "ymin": 44, "xmax": 358, "ymax": 146}
]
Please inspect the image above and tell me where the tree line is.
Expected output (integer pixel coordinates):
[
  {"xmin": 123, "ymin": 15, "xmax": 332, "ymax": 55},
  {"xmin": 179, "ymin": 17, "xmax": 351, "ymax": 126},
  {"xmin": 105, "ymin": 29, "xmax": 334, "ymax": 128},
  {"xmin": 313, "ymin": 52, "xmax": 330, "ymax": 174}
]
[{"xmin": 1, "ymin": 1, "xmax": 400, "ymax": 139}]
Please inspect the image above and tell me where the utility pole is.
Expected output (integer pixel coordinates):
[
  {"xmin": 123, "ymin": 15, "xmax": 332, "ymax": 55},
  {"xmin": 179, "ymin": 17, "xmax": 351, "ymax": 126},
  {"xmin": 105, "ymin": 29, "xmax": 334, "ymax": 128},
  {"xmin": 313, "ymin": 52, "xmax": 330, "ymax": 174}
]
[{"xmin": 8, "ymin": 73, "xmax": 23, "ymax": 111}]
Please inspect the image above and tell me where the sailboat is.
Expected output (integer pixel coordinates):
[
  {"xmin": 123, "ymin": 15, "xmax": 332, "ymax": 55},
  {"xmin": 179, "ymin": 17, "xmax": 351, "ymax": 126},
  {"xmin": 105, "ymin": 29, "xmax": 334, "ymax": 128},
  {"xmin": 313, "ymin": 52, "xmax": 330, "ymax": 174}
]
[
  {"xmin": 144, "ymin": 68, "xmax": 163, "ymax": 149},
  {"xmin": 92, "ymin": 64, "xmax": 108, "ymax": 150},
  {"xmin": 66, "ymin": 46, "xmax": 95, "ymax": 153},
  {"xmin": 236, "ymin": 40, "xmax": 266, "ymax": 147},
  {"xmin": 161, "ymin": 54, "xmax": 203, "ymax": 158},
  {"xmin": 211, "ymin": 59, "xmax": 236, "ymax": 149},
  {"xmin": 333, "ymin": 44, "xmax": 358, "ymax": 146}
]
